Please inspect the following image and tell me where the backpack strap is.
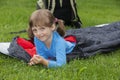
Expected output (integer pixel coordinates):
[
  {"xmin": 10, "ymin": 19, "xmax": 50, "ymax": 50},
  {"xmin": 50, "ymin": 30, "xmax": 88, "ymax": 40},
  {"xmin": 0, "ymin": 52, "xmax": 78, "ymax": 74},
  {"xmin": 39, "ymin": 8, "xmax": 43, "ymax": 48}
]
[
  {"xmin": 37, "ymin": 0, "xmax": 46, "ymax": 9},
  {"xmin": 60, "ymin": 0, "xmax": 63, "ymax": 7},
  {"xmin": 70, "ymin": 0, "xmax": 77, "ymax": 20},
  {"xmin": 48, "ymin": 0, "xmax": 55, "ymax": 13},
  {"xmin": 48, "ymin": 0, "xmax": 51, "ymax": 9},
  {"xmin": 70, "ymin": 0, "xmax": 82, "ymax": 23}
]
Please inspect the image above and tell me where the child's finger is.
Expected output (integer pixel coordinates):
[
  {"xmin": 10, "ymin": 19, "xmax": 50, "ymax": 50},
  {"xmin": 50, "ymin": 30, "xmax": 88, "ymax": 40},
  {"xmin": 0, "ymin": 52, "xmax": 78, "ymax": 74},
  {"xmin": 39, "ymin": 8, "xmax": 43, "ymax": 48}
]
[{"xmin": 28, "ymin": 61, "xmax": 34, "ymax": 66}]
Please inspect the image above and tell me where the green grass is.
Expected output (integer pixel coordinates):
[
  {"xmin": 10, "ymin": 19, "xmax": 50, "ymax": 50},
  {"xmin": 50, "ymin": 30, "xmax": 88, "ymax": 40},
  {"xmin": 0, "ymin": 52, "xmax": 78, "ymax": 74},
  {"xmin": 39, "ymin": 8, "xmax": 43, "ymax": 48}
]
[
  {"xmin": 77, "ymin": 0, "xmax": 120, "ymax": 27},
  {"xmin": 0, "ymin": 0, "xmax": 120, "ymax": 80}
]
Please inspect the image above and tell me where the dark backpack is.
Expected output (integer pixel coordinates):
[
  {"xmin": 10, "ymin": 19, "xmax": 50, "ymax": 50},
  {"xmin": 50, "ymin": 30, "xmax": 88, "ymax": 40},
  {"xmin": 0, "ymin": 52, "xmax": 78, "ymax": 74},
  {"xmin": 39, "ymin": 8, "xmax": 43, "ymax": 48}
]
[{"xmin": 36, "ymin": 0, "xmax": 82, "ymax": 28}]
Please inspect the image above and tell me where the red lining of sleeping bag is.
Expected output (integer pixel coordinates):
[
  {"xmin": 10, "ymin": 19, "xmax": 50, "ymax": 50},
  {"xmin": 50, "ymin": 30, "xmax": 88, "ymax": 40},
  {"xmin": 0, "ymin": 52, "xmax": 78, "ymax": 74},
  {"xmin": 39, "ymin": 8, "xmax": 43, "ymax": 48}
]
[
  {"xmin": 64, "ymin": 35, "xmax": 77, "ymax": 43},
  {"xmin": 17, "ymin": 37, "xmax": 36, "ymax": 57}
]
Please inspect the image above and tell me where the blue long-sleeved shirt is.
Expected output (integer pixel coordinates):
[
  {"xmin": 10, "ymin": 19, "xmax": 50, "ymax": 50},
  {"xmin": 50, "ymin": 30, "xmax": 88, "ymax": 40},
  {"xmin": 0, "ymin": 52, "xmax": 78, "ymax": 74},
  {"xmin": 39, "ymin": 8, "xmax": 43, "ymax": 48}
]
[{"xmin": 34, "ymin": 31, "xmax": 75, "ymax": 68}]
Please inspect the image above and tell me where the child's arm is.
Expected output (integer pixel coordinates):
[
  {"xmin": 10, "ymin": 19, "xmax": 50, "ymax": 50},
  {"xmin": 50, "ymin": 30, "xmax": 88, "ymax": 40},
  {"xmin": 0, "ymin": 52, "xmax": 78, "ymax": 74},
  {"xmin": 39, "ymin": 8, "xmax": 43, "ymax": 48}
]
[
  {"xmin": 28, "ymin": 43, "xmax": 67, "ymax": 68},
  {"xmin": 47, "ymin": 40, "xmax": 67, "ymax": 68}
]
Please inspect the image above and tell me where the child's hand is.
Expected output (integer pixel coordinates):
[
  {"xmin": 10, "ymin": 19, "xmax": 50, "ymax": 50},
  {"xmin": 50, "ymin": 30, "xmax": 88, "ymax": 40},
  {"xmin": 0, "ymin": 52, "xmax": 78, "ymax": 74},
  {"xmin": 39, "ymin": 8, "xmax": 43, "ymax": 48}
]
[
  {"xmin": 28, "ymin": 55, "xmax": 43, "ymax": 66},
  {"xmin": 28, "ymin": 55, "xmax": 49, "ymax": 67}
]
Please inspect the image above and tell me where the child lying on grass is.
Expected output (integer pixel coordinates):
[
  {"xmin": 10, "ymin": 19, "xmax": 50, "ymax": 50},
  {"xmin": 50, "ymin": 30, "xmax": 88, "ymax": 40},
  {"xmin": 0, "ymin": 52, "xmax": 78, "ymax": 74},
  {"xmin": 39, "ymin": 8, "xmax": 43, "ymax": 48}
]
[{"xmin": 0, "ymin": 9, "xmax": 83, "ymax": 68}]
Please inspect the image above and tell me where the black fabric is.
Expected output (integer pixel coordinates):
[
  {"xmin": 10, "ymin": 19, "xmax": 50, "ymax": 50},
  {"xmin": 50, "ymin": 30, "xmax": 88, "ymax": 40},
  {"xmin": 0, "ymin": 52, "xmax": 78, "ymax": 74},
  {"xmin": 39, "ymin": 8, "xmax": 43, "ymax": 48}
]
[
  {"xmin": 53, "ymin": 0, "xmax": 73, "ymax": 25},
  {"xmin": 36, "ymin": 0, "xmax": 82, "ymax": 28},
  {"xmin": 66, "ymin": 21, "xmax": 120, "ymax": 58},
  {"xmin": 8, "ymin": 36, "xmax": 31, "ymax": 63},
  {"xmin": 66, "ymin": 44, "xmax": 85, "ymax": 62},
  {"xmin": 54, "ymin": 0, "xmax": 82, "ymax": 28}
]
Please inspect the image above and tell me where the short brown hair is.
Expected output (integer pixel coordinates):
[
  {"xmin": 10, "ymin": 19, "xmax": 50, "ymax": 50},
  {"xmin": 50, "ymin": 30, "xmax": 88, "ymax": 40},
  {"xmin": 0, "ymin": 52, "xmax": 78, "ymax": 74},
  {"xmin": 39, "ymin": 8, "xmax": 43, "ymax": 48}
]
[{"xmin": 28, "ymin": 9, "xmax": 65, "ymax": 41}]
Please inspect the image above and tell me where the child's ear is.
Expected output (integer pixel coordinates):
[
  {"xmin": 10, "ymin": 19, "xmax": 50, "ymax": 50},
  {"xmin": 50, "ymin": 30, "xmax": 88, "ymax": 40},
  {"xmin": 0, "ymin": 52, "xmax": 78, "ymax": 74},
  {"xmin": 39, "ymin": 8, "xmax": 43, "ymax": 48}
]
[{"xmin": 51, "ymin": 24, "xmax": 56, "ymax": 31}]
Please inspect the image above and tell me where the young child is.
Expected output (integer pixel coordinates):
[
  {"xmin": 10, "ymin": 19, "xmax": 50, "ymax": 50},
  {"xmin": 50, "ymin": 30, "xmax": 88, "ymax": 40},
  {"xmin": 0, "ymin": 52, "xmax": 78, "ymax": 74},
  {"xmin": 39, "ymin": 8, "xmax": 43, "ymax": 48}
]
[
  {"xmin": 27, "ymin": 9, "xmax": 77, "ymax": 68},
  {"xmin": 0, "ymin": 9, "xmax": 82, "ymax": 68}
]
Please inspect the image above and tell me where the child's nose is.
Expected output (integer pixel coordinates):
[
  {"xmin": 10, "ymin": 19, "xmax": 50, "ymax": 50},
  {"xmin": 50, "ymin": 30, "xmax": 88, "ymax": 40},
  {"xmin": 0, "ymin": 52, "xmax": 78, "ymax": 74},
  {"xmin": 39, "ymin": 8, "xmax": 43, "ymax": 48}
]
[{"xmin": 37, "ymin": 31, "xmax": 43, "ymax": 36}]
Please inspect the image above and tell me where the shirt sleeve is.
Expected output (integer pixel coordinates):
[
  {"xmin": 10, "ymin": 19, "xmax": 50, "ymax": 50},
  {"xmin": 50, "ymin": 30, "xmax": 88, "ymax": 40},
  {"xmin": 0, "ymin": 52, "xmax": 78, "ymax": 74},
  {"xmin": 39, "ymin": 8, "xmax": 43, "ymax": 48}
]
[{"xmin": 48, "ymin": 40, "xmax": 67, "ymax": 68}]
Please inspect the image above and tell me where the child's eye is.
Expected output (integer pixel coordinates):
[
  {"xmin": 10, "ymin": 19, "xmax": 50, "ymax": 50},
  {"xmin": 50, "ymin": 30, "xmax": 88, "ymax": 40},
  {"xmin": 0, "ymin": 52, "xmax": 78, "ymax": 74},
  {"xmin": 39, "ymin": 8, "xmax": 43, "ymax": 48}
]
[
  {"xmin": 39, "ymin": 27, "xmax": 45, "ymax": 31},
  {"xmin": 32, "ymin": 29, "xmax": 37, "ymax": 33}
]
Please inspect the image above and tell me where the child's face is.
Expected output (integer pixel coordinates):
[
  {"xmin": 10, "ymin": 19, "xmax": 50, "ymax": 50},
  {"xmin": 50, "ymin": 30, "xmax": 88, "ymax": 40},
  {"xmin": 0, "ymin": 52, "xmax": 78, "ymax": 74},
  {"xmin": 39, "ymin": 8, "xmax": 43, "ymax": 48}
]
[{"xmin": 32, "ymin": 25, "xmax": 55, "ymax": 42}]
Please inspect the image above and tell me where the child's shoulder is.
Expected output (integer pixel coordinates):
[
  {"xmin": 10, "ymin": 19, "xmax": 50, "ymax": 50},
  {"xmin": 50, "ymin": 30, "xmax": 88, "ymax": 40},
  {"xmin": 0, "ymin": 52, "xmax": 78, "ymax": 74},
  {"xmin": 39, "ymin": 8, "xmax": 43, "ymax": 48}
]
[
  {"xmin": 54, "ymin": 31, "xmax": 62, "ymax": 38},
  {"xmin": 53, "ymin": 31, "xmax": 65, "ymax": 42}
]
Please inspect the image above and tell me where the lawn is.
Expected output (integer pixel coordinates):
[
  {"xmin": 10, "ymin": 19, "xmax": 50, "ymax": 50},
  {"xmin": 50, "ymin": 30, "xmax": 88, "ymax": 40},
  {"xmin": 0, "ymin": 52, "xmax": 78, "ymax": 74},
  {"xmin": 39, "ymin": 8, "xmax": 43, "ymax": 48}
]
[{"xmin": 0, "ymin": 0, "xmax": 120, "ymax": 80}]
